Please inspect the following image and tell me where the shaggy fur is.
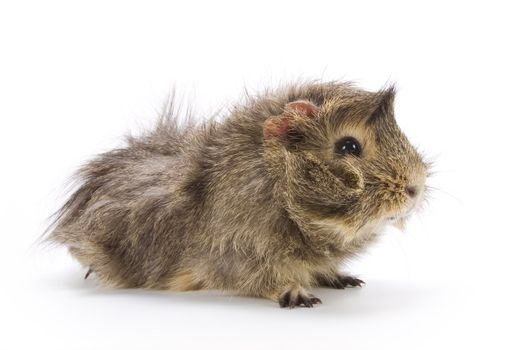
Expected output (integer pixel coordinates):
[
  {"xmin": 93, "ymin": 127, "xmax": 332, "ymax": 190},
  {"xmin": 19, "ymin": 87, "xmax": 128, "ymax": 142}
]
[{"xmin": 47, "ymin": 81, "xmax": 428, "ymax": 307}]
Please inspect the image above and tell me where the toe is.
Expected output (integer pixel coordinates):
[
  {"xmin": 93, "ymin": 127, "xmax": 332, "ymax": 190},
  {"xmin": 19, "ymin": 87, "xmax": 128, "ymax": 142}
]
[
  {"xmin": 279, "ymin": 291, "xmax": 291, "ymax": 308},
  {"xmin": 343, "ymin": 276, "xmax": 365, "ymax": 287},
  {"xmin": 279, "ymin": 289, "xmax": 321, "ymax": 308},
  {"xmin": 311, "ymin": 297, "xmax": 322, "ymax": 305},
  {"xmin": 299, "ymin": 295, "xmax": 313, "ymax": 307}
]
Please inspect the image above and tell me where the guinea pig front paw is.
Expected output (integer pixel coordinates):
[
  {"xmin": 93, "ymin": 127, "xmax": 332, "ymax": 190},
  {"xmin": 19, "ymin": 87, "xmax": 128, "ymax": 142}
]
[
  {"xmin": 278, "ymin": 287, "xmax": 322, "ymax": 308},
  {"xmin": 318, "ymin": 274, "xmax": 365, "ymax": 289}
]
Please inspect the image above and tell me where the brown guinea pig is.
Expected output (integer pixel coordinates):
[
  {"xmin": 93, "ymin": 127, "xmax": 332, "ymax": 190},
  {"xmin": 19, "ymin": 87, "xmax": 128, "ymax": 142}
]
[{"xmin": 47, "ymin": 81, "xmax": 428, "ymax": 308}]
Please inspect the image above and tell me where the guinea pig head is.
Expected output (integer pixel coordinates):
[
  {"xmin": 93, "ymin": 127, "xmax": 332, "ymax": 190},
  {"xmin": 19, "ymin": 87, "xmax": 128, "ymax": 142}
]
[{"xmin": 262, "ymin": 86, "xmax": 428, "ymax": 232}]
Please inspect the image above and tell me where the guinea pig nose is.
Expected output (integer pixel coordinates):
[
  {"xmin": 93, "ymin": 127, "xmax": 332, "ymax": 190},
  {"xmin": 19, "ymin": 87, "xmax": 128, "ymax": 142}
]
[{"xmin": 405, "ymin": 186, "xmax": 418, "ymax": 198}]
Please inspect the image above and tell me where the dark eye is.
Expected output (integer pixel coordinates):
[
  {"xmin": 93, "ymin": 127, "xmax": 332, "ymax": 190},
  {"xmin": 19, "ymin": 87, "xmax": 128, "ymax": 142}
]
[{"xmin": 334, "ymin": 136, "xmax": 362, "ymax": 157}]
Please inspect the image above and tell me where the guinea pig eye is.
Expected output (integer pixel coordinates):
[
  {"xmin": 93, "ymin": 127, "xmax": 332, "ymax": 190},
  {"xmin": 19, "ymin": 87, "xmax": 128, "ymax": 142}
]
[{"xmin": 334, "ymin": 136, "xmax": 362, "ymax": 157}]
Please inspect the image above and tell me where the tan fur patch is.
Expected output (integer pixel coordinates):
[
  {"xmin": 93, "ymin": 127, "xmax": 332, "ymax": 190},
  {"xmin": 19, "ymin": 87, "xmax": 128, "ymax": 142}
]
[
  {"xmin": 313, "ymin": 217, "xmax": 385, "ymax": 251},
  {"xmin": 167, "ymin": 269, "xmax": 203, "ymax": 292}
]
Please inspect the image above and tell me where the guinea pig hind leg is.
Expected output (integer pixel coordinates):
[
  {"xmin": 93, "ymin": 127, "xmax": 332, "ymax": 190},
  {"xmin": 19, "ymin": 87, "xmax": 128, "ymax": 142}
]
[
  {"xmin": 316, "ymin": 274, "xmax": 365, "ymax": 289},
  {"xmin": 275, "ymin": 285, "xmax": 322, "ymax": 308}
]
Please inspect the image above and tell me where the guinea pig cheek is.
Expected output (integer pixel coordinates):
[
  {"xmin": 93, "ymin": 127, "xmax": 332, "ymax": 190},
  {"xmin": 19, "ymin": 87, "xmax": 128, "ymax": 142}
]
[{"xmin": 329, "ymin": 163, "xmax": 364, "ymax": 191}]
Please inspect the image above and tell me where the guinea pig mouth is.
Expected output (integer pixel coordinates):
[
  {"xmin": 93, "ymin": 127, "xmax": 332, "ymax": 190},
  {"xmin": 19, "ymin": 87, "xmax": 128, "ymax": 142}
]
[
  {"xmin": 386, "ymin": 206, "xmax": 415, "ymax": 223},
  {"xmin": 387, "ymin": 214, "xmax": 407, "ymax": 223}
]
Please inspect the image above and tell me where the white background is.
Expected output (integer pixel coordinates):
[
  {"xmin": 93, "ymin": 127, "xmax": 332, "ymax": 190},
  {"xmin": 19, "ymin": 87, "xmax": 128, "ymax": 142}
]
[{"xmin": 1, "ymin": 1, "xmax": 524, "ymax": 349}]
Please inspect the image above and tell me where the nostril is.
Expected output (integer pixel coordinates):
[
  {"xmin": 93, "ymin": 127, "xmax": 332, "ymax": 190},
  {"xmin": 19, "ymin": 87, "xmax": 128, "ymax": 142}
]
[{"xmin": 405, "ymin": 186, "xmax": 418, "ymax": 198}]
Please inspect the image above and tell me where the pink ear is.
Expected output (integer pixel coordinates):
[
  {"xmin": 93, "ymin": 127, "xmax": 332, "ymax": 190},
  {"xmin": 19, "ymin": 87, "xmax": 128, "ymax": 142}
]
[
  {"xmin": 285, "ymin": 100, "xmax": 319, "ymax": 118},
  {"xmin": 263, "ymin": 100, "xmax": 319, "ymax": 140},
  {"xmin": 263, "ymin": 115, "xmax": 290, "ymax": 139}
]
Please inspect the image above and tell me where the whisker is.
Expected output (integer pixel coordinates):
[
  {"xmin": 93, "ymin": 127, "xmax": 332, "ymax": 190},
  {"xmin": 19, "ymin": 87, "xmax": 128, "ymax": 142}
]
[{"xmin": 424, "ymin": 184, "xmax": 462, "ymax": 204}]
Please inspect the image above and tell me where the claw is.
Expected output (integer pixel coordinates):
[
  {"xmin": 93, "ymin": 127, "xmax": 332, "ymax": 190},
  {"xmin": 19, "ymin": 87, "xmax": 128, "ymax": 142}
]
[
  {"xmin": 343, "ymin": 276, "xmax": 365, "ymax": 287},
  {"xmin": 309, "ymin": 297, "xmax": 322, "ymax": 305},
  {"xmin": 319, "ymin": 274, "xmax": 366, "ymax": 289}
]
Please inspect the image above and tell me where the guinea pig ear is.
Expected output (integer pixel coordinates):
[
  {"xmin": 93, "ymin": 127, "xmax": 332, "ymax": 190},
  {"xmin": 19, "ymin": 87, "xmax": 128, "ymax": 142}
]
[
  {"xmin": 263, "ymin": 100, "xmax": 319, "ymax": 140},
  {"xmin": 284, "ymin": 100, "xmax": 320, "ymax": 118},
  {"xmin": 263, "ymin": 115, "xmax": 291, "ymax": 139},
  {"xmin": 367, "ymin": 85, "xmax": 396, "ymax": 123}
]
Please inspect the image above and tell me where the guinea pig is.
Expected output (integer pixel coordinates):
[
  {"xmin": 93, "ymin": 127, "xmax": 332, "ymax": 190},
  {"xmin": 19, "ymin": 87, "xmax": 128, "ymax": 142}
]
[{"xmin": 47, "ymin": 81, "xmax": 428, "ymax": 308}]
